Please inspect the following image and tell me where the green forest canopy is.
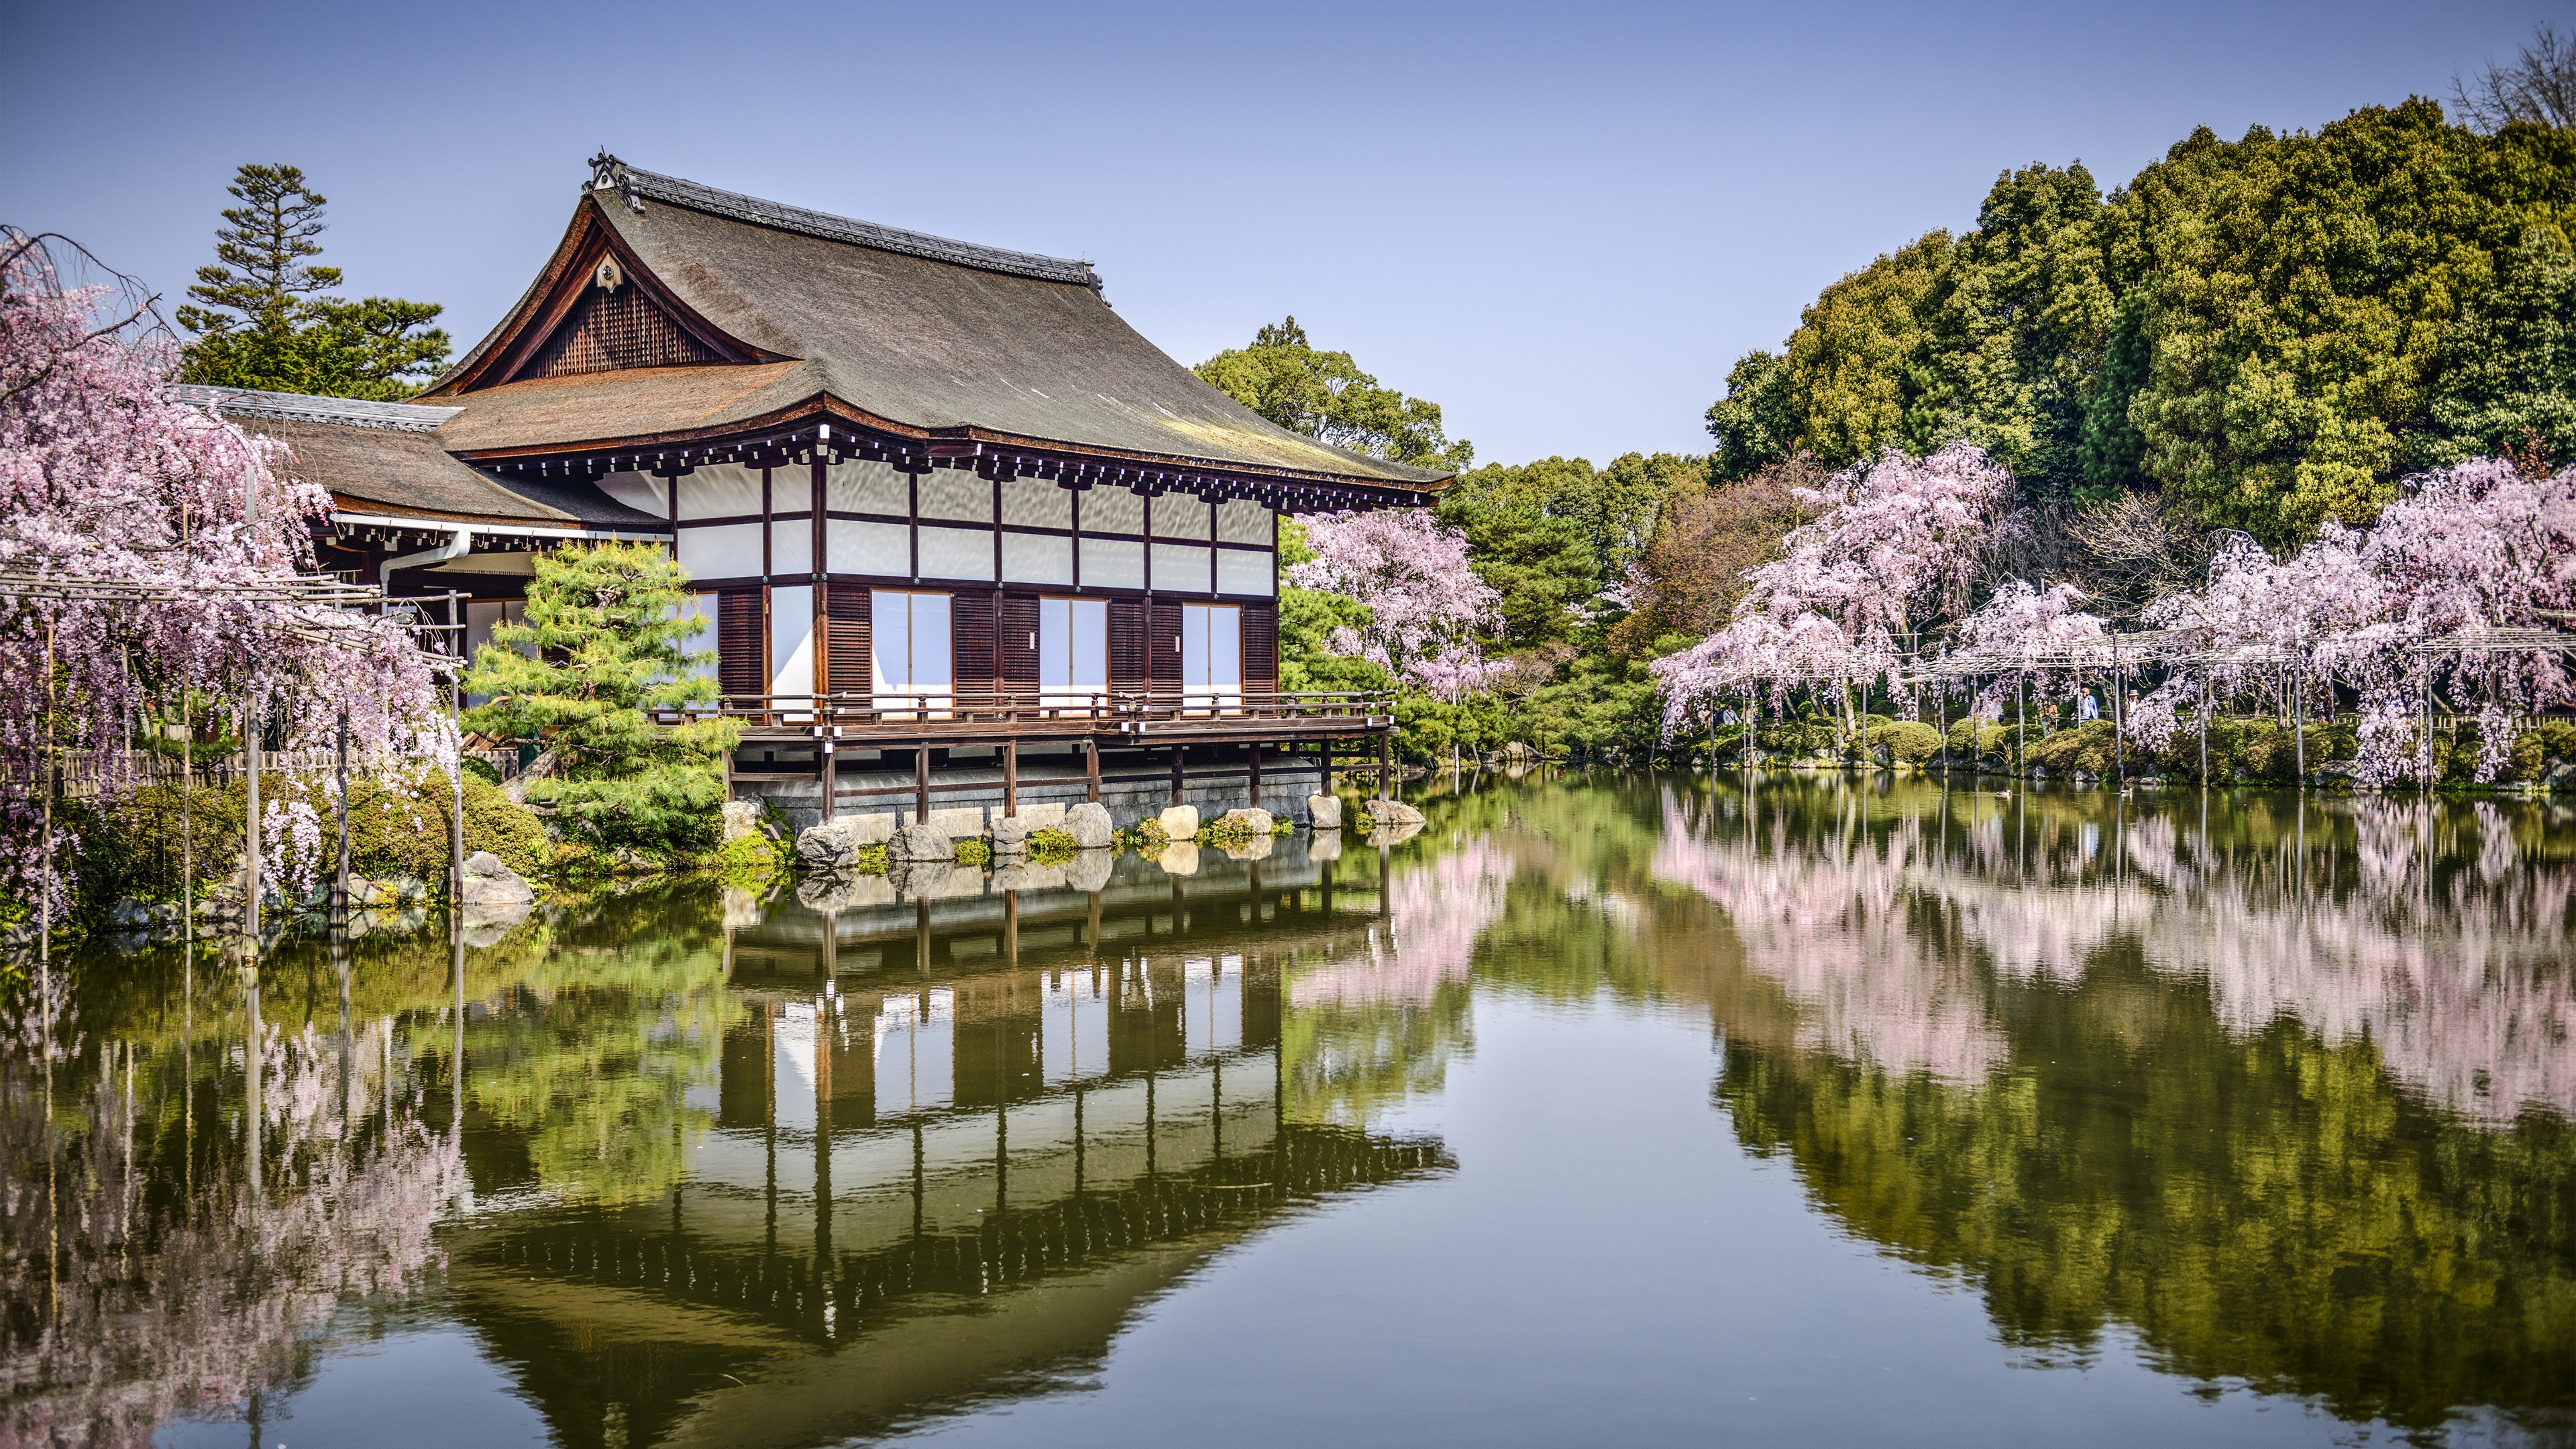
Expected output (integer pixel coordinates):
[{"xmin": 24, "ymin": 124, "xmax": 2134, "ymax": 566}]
[{"xmin": 1706, "ymin": 98, "xmax": 2576, "ymax": 547}]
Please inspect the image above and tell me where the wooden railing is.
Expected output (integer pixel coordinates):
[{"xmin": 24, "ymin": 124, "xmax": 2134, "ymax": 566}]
[{"xmin": 648, "ymin": 688, "xmax": 1391, "ymax": 735}]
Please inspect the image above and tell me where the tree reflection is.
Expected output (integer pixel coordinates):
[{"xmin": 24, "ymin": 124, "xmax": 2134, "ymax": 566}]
[{"xmin": 0, "ymin": 970, "xmax": 462, "ymax": 1445}]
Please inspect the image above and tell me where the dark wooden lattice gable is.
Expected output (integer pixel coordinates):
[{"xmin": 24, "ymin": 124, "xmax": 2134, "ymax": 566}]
[{"xmin": 520, "ymin": 281, "xmax": 726, "ymax": 380}]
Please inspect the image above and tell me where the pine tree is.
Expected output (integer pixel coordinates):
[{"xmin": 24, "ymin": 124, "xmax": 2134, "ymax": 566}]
[
  {"xmin": 462, "ymin": 543, "xmax": 739, "ymax": 855},
  {"xmin": 175, "ymin": 164, "xmax": 452, "ymax": 400}
]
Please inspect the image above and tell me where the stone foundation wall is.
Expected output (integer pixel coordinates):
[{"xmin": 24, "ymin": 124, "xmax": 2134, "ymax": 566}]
[{"xmin": 736, "ymin": 755, "xmax": 1324, "ymax": 836}]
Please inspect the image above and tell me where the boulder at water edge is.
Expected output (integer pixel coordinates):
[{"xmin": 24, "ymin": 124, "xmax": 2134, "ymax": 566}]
[
  {"xmin": 1158, "ymin": 804, "xmax": 1199, "ymax": 839},
  {"xmin": 1360, "ymin": 798, "xmax": 1425, "ymax": 829},
  {"xmin": 1306, "ymin": 793, "xmax": 1342, "ymax": 830},
  {"xmin": 1220, "ymin": 807, "xmax": 1275, "ymax": 835},
  {"xmin": 459, "ymin": 851, "xmax": 535, "ymax": 906},
  {"xmin": 796, "ymin": 820, "xmax": 863, "ymax": 870},
  {"xmin": 890, "ymin": 822, "xmax": 954, "ymax": 863},
  {"xmin": 1307, "ymin": 828, "xmax": 1343, "ymax": 863},
  {"xmin": 721, "ymin": 800, "xmax": 763, "ymax": 843},
  {"xmin": 1157, "ymin": 841, "xmax": 1201, "ymax": 875},
  {"xmin": 1065, "ymin": 802, "xmax": 1114, "ymax": 849}
]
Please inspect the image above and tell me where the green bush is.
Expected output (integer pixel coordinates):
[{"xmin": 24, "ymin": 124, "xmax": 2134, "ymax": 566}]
[
  {"xmin": 2027, "ymin": 720, "xmax": 2117, "ymax": 777},
  {"xmin": 702, "ymin": 831, "xmax": 788, "ymax": 889},
  {"xmin": 1865, "ymin": 720, "xmax": 1942, "ymax": 766},
  {"xmin": 955, "ymin": 839, "xmax": 993, "ymax": 866},
  {"xmin": 1944, "ymin": 719, "xmax": 2012, "ymax": 763},
  {"xmin": 1028, "ymin": 828, "xmax": 1079, "ymax": 863}
]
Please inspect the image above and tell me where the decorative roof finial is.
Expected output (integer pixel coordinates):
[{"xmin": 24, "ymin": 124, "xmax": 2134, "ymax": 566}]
[{"xmin": 586, "ymin": 150, "xmax": 643, "ymax": 213}]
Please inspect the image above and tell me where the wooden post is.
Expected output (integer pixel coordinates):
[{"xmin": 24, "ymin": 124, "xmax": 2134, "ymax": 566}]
[
  {"xmin": 447, "ymin": 590, "xmax": 464, "ymax": 907},
  {"xmin": 333, "ymin": 710, "xmax": 350, "ymax": 920},
  {"xmin": 1085, "ymin": 738, "xmax": 1102, "ymax": 804},
  {"xmin": 2015, "ymin": 678, "xmax": 2026, "ymax": 780},
  {"xmin": 1004, "ymin": 739, "xmax": 1018, "ymax": 816},
  {"xmin": 2199, "ymin": 676, "xmax": 2210, "ymax": 785},
  {"xmin": 818, "ymin": 739, "xmax": 836, "ymax": 823},
  {"xmin": 2112, "ymin": 636, "xmax": 2126, "ymax": 783},
  {"xmin": 1248, "ymin": 742, "xmax": 1262, "ymax": 810},
  {"xmin": 1170, "ymin": 745, "xmax": 1185, "ymax": 808},
  {"xmin": 2294, "ymin": 663, "xmax": 2306, "ymax": 786},
  {"xmin": 1378, "ymin": 731, "xmax": 1391, "ymax": 801},
  {"xmin": 1321, "ymin": 737, "xmax": 1334, "ymax": 796},
  {"xmin": 915, "ymin": 742, "xmax": 930, "ymax": 826}
]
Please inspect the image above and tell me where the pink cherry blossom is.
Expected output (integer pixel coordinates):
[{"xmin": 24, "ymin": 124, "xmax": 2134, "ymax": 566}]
[{"xmin": 1289, "ymin": 508, "xmax": 1505, "ymax": 697}]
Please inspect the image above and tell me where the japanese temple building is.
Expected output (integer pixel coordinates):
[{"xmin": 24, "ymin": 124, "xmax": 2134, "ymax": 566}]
[{"xmin": 176, "ymin": 153, "xmax": 1442, "ymax": 828}]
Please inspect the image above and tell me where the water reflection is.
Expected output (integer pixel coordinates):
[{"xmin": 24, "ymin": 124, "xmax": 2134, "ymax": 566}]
[{"xmin": 4, "ymin": 776, "xmax": 2572, "ymax": 1445}]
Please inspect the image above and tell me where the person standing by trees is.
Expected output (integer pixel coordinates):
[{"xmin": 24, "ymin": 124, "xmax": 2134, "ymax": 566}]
[{"xmin": 175, "ymin": 164, "xmax": 450, "ymax": 399}]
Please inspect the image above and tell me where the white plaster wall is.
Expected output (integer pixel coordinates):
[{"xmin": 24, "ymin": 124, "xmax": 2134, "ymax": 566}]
[
  {"xmin": 918, "ymin": 526, "xmax": 995, "ymax": 581},
  {"xmin": 1002, "ymin": 531, "xmax": 1073, "ymax": 585},
  {"xmin": 1150, "ymin": 491, "xmax": 1210, "ymax": 539},
  {"xmin": 1216, "ymin": 548, "xmax": 1274, "ymax": 597},
  {"xmin": 678, "ymin": 522, "xmax": 763, "ymax": 580},
  {"xmin": 1001, "ymin": 476, "xmax": 1071, "ymax": 529},
  {"xmin": 830, "ymin": 519, "xmax": 910, "ymax": 576},
  {"xmin": 828, "ymin": 460, "xmax": 907, "ymax": 516},
  {"xmin": 1217, "ymin": 499, "xmax": 1273, "ymax": 544},
  {"xmin": 1151, "ymin": 542, "xmax": 1213, "ymax": 594},
  {"xmin": 1081, "ymin": 484, "xmax": 1144, "ymax": 535},
  {"xmin": 1081, "ymin": 537, "xmax": 1143, "ymax": 589},
  {"xmin": 918, "ymin": 474, "xmax": 993, "ymax": 522}
]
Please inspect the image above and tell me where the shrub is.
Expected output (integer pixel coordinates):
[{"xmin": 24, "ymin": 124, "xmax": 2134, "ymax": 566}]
[
  {"xmin": 1027, "ymin": 828, "xmax": 1079, "ymax": 863},
  {"xmin": 463, "ymin": 542, "xmax": 739, "ymax": 855},
  {"xmin": 955, "ymin": 839, "xmax": 993, "ymax": 866},
  {"xmin": 1865, "ymin": 720, "xmax": 1942, "ymax": 766},
  {"xmin": 702, "ymin": 831, "xmax": 788, "ymax": 889}
]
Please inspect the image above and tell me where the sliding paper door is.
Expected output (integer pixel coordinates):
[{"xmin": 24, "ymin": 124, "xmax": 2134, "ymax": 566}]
[{"xmin": 871, "ymin": 590, "xmax": 952, "ymax": 720}]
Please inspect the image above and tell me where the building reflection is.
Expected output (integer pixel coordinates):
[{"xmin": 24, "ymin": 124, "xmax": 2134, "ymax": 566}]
[{"xmin": 440, "ymin": 848, "xmax": 1448, "ymax": 1449}]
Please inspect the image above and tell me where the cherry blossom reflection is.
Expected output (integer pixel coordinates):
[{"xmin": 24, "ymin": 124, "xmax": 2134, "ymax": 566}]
[
  {"xmin": 0, "ymin": 1000, "xmax": 464, "ymax": 1445},
  {"xmin": 1652, "ymin": 782, "xmax": 2575, "ymax": 1124}
]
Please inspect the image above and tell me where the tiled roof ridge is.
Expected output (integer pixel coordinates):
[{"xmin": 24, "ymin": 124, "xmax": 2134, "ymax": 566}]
[
  {"xmin": 166, "ymin": 384, "xmax": 464, "ymax": 433},
  {"xmin": 590, "ymin": 154, "xmax": 1103, "ymax": 292}
]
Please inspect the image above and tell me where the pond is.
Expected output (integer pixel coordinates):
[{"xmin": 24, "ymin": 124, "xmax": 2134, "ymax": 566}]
[{"xmin": 5, "ymin": 774, "xmax": 2573, "ymax": 1448}]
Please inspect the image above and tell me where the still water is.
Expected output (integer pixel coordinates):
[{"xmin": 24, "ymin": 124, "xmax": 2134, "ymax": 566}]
[{"xmin": 6, "ymin": 775, "xmax": 2573, "ymax": 1447}]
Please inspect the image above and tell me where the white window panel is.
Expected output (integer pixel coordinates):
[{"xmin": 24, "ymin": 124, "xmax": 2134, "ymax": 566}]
[
  {"xmin": 827, "ymin": 460, "xmax": 907, "ymax": 517},
  {"xmin": 771, "ymin": 584, "xmax": 815, "ymax": 711},
  {"xmin": 1150, "ymin": 490, "xmax": 1210, "ymax": 539},
  {"xmin": 1001, "ymin": 476, "xmax": 1071, "ymax": 529},
  {"xmin": 1002, "ymin": 531, "xmax": 1073, "ymax": 586},
  {"xmin": 829, "ymin": 519, "xmax": 909, "ymax": 576},
  {"xmin": 677, "ymin": 521, "xmax": 762, "ymax": 580},
  {"xmin": 770, "ymin": 517, "xmax": 812, "ymax": 577},
  {"xmin": 1216, "ymin": 499, "xmax": 1273, "ymax": 544},
  {"xmin": 1039, "ymin": 597, "xmax": 1108, "ymax": 712},
  {"xmin": 872, "ymin": 590, "xmax": 952, "ymax": 718},
  {"xmin": 1216, "ymin": 548, "xmax": 1273, "ymax": 597},
  {"xmin": 676, "ymin": 462, "xmax": 763, "ymax": 519},
  {"xmin": 1080, "ymin": 536, "xmax": 1143, "ymax": 589},
  {"xmin": 1150, "ymin": 542, "xmax": 1212, "ymax": 595},
  {"xmin": 1181, "ymin": 603, "xmax": 1241, "ymax": 714},
  {"xmin": 918, "ymin": 474, "xmax": 994, "ymax": 522},
  {"xmin": 1080, "ymin": 484, "xmax": 1143, "ymax": 535},
  {"xmin": 463, "ymin": 600, "xmax": 529, "ymax": 708},
  {"xmin": 918, "ymin": 525, "xmax": 996, "ymax": 581}
]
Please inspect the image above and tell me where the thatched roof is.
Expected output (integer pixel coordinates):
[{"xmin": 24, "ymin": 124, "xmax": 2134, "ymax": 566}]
[
  {"xmin": 169, "ymin": 385, "xmax": 667, "ymax": 530},
  {"xmin": 424, "ymin": 158, "xmax": 1446, "ymax": 492}
]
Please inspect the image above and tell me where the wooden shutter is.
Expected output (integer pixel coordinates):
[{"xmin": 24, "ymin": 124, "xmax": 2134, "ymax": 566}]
[
  {"xmin": 952, "ymin": 588, "xmax": 998, "ymax": 710},
  {"xmin": 826, "ymin": 588, "xmax": 871, "ymax": 696},
  {"xmin": 718, "ymin": 588, "xmax": 763, "ymax": 700},
  {"xmin": 1108, "ymin": 598, "xmax": 1146, "ymax": 696},
  {"xmin": 1149, "ymin": 599, "xmax": 1183, "ymax": 704},
  {"xmin": 1241, "ymin": 600, "xmax": 1279, "ymax": 698},
  {"xmin": 1000, "ymin": 593, "xmax": 1040, "ymax": 702}
]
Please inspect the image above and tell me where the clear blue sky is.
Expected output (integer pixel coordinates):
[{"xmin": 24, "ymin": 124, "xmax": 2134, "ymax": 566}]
[{"xmin": 2, "ymin": 0, "xmax": 2557, "ymax": 468}]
